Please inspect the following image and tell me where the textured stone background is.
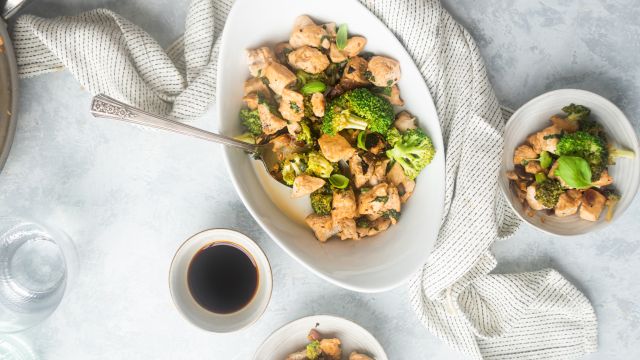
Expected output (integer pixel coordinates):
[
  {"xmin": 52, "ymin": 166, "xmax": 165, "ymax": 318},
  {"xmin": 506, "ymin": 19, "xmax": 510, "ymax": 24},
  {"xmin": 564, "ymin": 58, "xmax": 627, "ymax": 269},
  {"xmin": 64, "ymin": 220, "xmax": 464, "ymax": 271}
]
[{"xmin": 0, "ymin": 0, "xmax": 638, "ymax": 359}]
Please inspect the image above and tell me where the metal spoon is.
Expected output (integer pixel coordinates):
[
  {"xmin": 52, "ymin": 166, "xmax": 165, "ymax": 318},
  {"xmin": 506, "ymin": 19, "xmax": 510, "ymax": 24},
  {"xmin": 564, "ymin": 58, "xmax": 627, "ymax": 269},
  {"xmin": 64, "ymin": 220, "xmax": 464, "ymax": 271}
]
[{"xmin": 90, "ymin": 94, "xmax": 305, "ymax": 185}]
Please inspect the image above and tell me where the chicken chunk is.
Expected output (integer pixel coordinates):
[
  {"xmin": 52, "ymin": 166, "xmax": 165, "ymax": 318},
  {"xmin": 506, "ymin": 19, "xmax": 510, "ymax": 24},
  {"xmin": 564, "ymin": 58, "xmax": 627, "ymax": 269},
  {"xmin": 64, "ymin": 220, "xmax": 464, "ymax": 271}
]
[
  {"xmin": 550, "ymin": 115, "xmax": 578, "ymax": 132},
  {"xmin": 318, "ymin": 134, "xmax": 356, "ymax": 162},
  {"xmin": 243, "ymin": 77, "xmax": 271, "ymax": 98},
  {"xmin": 513, "ymin": 144, "xmax": 537, "ymax": 165},
  {"xmin": 356, "ymin": 216, "xmax": 391, "ymax": 238},
  {"xmin": 394, "ymin": 111, "xmax": 416, "ymax": 131},
  {"xmin": 381, "ymin": 84, "xmax": 404, "ymax": 106},
  {"xmin": 263, "ymin": 62, "xmax": 296, "ymax": 95},
  {"xmin": 342, "ymin": 56, "xmax": 369, "ymax": 85},
  {"xmin": 292, "ymin": 174, "xmax": 325, "ymax": 198},
  {"xmin": 287, "ymin": 46, "xmax": 330, "ymax": 74},
  {"xmin": 274, "ymin": 42, "xmax": 293, "ymax": 63},
  {"xmin": 555, "ymin": 192, "xmax": 581, "ymax": 217},
  {"xmin": 311, "ymin": 92, "xmax": 325, "ymax": 117},
  {"xmin": 349, "ymin": 352, "xmax": 374, "ymax": 360},
  {"xmin": 242, "ymin": 93, "xmax": 259, "ymax": 110},
  {"xmin": 358, "ymin": 183, "xmax": 389, "ymax": 215},
  {"xmin": 592, "ymin": 170, "xmax": 613, "ymax": 187},
  {"xmin": 285, "ymin": 351, "xmax": 307, "ymax": 360},
  {"xmin": 525, "ymin": 161, "xmax": 543, "ymax": 174},
  {"xmin": 332, "ymin": 189, "xmax": 357, "ymax": 220},
  {"xmin": 335, "ymin": 218, "xmax": 358, "ymax": 240},
  {"xmin": 367, "ymin": 56, "xmax": 401, "ymax": 87},
  {"xmin": 349, "ymin": 154, "xmax": 374, "ymax": 188},
  {"xmin": 290, "ymin": 16, "xmax": 330, "ymax": 49},
  {"xmin": 342, "ymin": 36, "xmax": 367, "ymax": 57},
  {"xmin": 387, "ymin": 162, "xmax": 415, "ymax": 202},
  {"xmin": 319, "ymin": 338, "xmax": 342, "ymax": 360},
  {"xmin": 257, "ymin": 103, "xmax": 287, "ymax": 135},
  {"xmin": 305, "ymin": 214, "xmax": 338, "ymax": 242},
  {"xmin": 526, "ymin": 184, "xmax": 549, "ymax": 211},
  {"xmin": 278, "ymin": 88, "xmax": 305, "ymax": 122},
  {"xmin": 369, "ymin": 158, "xmax": 390, "ymax": 186},
  {"xmin": 245, "ymin": 47, "xmax": 276, "ymax": 77},
  {"xmin": 329, "ymin": 43, "xmax": 348, "ymax": 63},
  {"xmin": 385, "ymin": 185, "xmax": 402, "ymax": 214},
  {"xmin": 323, "ymin": 22, "xmax": 337, "ymax": 37},
  {"xmin": 527, "ymin": 125, "xmax": 562, "ymax": 154},
  {"xmin": 580, "ymin": 189, "xmax": 606, "ymax": 221}
]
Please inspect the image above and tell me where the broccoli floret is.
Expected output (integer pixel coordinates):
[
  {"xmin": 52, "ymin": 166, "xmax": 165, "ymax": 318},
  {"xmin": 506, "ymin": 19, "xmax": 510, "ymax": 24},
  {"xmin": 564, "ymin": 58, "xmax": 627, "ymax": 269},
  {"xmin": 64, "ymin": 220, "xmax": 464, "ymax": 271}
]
[
  {"xmin": 535, "ymin": 179, "xmax": 564, "ymax": 208},
  {"xmin": 602, "ymin": 188, "xmax": 621, "ymax": 221},
  {"xmin": 306, "ymin": 340, "xmax": 322, "ymax": 360},
  {"xmin": 296, "ymin": 119, "xmax": 315, "ymax": 146},
  {"xmin": 322, "ymin": 88, "xmax": 393, "ymax": 135},
  {"xmin": 234, "ymin": 132, "xmax": 255, "ymax": 144},
  {"xmin": 310, "ymin": 186, "xmax": 332, "ymax": 215},
  {"xmin": 281, "ymin": 153, "xmax": 308, "ymax": 186},
  {"xmin": 385, "ymin": 128, "xmax": 435, "ymax": 180},
  {"xmin": 562, "ymin": 103, "xmax": 591, "ymax": 122},
  {"xmin": 307, "ymin": 151, "xmax": 335, "ymax": 178},
  {"xmin": 556, "ymin": 131, "xmax": 606, "ymax": 181},
  {"xmin": 578, "ymin": 118, "xmax": 605, "ymax": 138},
  {"xmin": 607, "ymin": 143, "xmax": 636, "ymax": 165},
  {"xmin": 355, "ymin": 216, "xmax": 372, "ymax": 228},
  {"xmin": 240, "ymin": 109, "xmax": 262, "ymax": 136},
  {"xmin": 386, "ymin": 127, "xmax": 402, "ymax": 147}
]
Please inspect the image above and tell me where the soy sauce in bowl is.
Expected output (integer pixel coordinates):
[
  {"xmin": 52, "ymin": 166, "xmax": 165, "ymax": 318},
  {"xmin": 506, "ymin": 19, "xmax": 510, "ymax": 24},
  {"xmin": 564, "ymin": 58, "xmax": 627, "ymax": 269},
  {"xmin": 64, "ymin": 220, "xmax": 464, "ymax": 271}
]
[{"xmin": 187, "ymin": 242, "xmax": 258, "ymax": 314}]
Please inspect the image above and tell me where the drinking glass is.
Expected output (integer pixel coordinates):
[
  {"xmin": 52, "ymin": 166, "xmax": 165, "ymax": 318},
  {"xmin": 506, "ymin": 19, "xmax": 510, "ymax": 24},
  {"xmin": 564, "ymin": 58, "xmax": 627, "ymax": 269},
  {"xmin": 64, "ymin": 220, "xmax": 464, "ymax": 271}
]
[{"xmin": 0, "ymin": 217, "xmax": 76, "ymax": 333}]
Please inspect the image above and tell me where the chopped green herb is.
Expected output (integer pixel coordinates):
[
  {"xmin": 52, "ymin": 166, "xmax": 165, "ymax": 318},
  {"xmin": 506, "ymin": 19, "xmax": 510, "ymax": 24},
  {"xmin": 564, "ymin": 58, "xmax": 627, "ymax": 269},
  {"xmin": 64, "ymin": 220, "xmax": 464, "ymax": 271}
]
[
  {"xmin": 364, "ymin": 70, "xmax": 375, "ymax": 82},
  {"xmin": 301, "ymin": 80, "xmax": 326, "ymax": 95},
  {"xmin": 329, "ymin": 174, "xmax": 350, "ymax": 189},
  {"xmin": 336, "ymin": 24, "xmax": 348, "ymax": 50},
  {"xmin": 290, "ymin": 101, "xmax": 301, "ymax": 113},
  {"xmin": 260, "ymin": 77, "xmax": 270, "ymax": 85},
  {"xmin": 374, "ymin": 196, "xmax": 389, "ymax": 203}
]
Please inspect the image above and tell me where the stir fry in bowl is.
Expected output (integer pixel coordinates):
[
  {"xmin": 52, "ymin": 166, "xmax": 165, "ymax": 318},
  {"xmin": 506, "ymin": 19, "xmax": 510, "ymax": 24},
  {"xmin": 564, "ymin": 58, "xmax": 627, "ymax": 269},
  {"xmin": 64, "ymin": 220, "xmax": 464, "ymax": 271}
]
[
  {"xmin": 285, "ymin": 328, "xmax": 373, "ymax": 360},
  {"xmin": 508, "ymin": 104, "xmax": 635, "ymax": 221},
  {"xmin": 236, "ymin": 15, "xmax": 436, "ymax": 241}
]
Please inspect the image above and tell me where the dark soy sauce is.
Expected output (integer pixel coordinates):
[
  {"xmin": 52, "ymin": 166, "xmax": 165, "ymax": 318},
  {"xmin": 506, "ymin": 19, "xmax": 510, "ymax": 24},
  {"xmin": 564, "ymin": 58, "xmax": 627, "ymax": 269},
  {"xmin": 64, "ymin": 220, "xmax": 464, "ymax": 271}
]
[{"xmin": 187, "ymin": 242, "xmax": 258, "ymax": 314}]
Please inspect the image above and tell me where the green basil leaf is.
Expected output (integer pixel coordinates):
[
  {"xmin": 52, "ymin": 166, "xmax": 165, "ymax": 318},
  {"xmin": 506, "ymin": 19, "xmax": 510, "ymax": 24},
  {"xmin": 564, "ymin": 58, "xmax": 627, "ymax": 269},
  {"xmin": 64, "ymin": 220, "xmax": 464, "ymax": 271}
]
[
  {"xmin": 539, "ymin": 151, "xmax": 552, "ymax": 169},
  {"xmin": 336, "ymin": 24, "xmax": 348, "ymax": 50},
  {"xmin": 301, "ymin": 80, "xmax": 326, "ymax": 95},
  {"xmin": 357, "ymin": 131, "xmax": 367, "ymax": 150},
  {"xmin": 555, "ymin": 156, "xmax": 592, "ymax": 189},
  {"xmin": 329, "ymin": 174, "xmax": 349, "ymax": 189}
]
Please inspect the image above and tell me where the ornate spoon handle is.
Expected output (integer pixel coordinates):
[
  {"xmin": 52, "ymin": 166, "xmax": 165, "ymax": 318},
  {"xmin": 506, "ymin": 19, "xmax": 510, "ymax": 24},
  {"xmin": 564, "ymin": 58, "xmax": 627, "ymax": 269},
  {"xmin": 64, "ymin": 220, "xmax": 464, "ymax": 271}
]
[{"xmin": 90, "ymin": 94, "xmax": 257, "ymax": 153}]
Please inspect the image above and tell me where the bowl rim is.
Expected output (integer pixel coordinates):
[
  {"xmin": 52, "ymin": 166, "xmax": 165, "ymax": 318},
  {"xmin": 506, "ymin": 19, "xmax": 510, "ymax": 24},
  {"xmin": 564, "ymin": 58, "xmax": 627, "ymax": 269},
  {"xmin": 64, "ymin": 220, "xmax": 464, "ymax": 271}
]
[{"xmin": 499, "ymin": 88, "xmax": 640, "ymax": 237}]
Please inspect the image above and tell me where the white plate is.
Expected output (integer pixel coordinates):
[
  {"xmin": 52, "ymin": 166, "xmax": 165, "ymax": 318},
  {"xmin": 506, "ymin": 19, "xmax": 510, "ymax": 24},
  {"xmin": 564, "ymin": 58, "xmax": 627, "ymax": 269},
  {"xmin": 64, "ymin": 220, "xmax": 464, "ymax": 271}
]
[
  {"xmin": 217, "ymin": 0, "xmax": 445, "ymax": 292},
  {"xmin": 254, "ymin": 315, "xmax": 387, "ymax": 360},
  {"xmin": 499, "ymin": 89, "xmax": 640, "ymax": 236}
]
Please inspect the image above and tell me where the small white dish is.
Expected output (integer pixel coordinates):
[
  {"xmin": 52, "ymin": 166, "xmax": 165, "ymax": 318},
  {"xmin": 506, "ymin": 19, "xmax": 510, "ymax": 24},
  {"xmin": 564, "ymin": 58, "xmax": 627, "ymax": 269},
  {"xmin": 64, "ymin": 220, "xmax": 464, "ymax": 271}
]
[
  {"xmin": 254, "ymin": 315, "xmax": 388, "ymax": 360},
  {"xmin": 168, "ymin": 229, "xmax": 272, "ymax": 332},
  {"xmin": 216, "ymin": 0, "xmax": 445, "ymax": 293},
  {"xmin": 499, "ymin": 89, "xmax": 640, "ymax": 236}
]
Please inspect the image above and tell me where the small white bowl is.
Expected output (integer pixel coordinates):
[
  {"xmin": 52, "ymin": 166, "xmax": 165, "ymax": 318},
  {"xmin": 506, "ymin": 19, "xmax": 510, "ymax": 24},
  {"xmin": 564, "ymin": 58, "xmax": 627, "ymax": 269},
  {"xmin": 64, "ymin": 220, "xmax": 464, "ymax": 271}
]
[
  {"xmin": 499, "ymin": 89, "xmax": 640, "ymax": 236},
  {"xmin": 168, "ymin": 229, "xmax": 272, "ymax": 332},
  {"xmin": 254, "ymin": 315, "xmax": 388, "ymax": 360}
]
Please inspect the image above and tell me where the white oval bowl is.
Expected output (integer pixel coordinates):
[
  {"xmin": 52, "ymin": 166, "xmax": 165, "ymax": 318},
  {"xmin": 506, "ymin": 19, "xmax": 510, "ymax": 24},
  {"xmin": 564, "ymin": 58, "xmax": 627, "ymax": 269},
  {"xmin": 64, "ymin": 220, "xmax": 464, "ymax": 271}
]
[
  {"xmin": 168, "ymin": 229, "xmax": 272, "ymax": 332},
  {"xmin": 254, "ymin": 315, "xmax": 387, "ymax": 360},
  {"xmin": 499, "ymin": 89, "xmax": 640, "ymax": 236},
  {"xmin": 217, "ymin": 0, "xmax": 445, "ymax": 292}
]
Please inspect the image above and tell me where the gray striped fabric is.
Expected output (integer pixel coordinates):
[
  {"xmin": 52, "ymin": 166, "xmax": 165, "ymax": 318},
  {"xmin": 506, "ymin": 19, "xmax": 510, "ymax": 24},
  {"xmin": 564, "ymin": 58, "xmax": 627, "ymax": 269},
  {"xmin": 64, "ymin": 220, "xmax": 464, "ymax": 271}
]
[{"xmin": 12, "ymin": 0, "xmax": 598, "ymax": 358}]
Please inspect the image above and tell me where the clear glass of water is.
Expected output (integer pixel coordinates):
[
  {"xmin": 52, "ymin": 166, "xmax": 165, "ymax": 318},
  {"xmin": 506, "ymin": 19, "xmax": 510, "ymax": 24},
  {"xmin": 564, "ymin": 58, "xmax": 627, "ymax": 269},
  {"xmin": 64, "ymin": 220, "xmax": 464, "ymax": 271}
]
[{"xmin": 0, "ymin": 217, "xmax": 76, "ymax": 333}]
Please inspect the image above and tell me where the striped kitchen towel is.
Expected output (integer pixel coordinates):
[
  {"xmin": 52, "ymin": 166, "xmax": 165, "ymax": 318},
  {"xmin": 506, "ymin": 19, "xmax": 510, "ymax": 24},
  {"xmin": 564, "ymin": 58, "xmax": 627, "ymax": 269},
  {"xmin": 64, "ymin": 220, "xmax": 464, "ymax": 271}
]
[{"xmin": 12, "ymin": 0, "xmax": 597, "ymax": 358}]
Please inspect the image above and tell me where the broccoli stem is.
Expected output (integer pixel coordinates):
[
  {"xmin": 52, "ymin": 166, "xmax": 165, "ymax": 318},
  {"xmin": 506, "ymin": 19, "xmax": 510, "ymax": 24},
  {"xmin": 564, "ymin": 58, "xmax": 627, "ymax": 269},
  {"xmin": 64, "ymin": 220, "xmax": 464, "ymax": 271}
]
[
  {"xmin": 608, "ymin": 146, "xmax": 636, "ymax": 164},
  {"xmin": 344, "ymin": 112, "xmax": 368, "ymax": 130}
]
